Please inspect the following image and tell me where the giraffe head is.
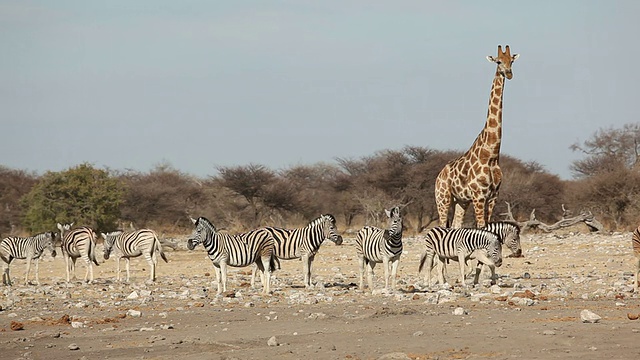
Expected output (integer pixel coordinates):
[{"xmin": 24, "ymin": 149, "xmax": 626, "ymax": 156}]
[{"xmin": 486, "ymin": 45, "xmax": 519, "ymax": 80}]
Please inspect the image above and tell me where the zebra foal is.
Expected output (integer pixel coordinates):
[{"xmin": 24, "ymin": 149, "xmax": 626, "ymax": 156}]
[
  {"xmin": 633, "ymin": 225, "xmax": 640, "ymax": 292},
  {"xmin": 0, "ymin": 232, "xmax": 57, "ymax": 286},
  {"xmin": 354, "ymin": 207, "xmax": 403, "ymax": 291},
  {"xmin": 187, "ymin": 217, "xmax": 276, "ymax": 295},
  {"xmin": 101, "ymin": 229, "xmax": 168, "ymax": 282},
  {"xmin": 254, "ymin": 214, "xmax": 343, "ymax": 289},
  {"xmin": 419, "ymin": 227, "xmax": 503, "ymax": 287},
  {"xmin": 57, "ymin": 223, "xmax": 100, "ymax": 283}
]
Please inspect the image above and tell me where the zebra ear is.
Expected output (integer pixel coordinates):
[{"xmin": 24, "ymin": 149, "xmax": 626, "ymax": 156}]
[
  {"xmin": 384, "ymin": 209, "xmax": 392, "ymax": 218},
  {"xmin": 100, "ymin": 233, "xmax": 106, "ymax": 238},
  {"xmin": 69, "ymin": 222, "xmax": 74, "ymax": 228},
  {"xmin": 190, "ymin": 217, "xmax": 197, "ymax": 224},
  {"xmin": 56, "ymin": 223, "xmax": 62, "ymax": 230}
]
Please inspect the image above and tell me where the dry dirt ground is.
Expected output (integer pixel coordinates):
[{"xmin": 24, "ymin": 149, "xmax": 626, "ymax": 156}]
[{"xmin": 1, "ymin": 230, "xmax": 640, "ymax": 360}]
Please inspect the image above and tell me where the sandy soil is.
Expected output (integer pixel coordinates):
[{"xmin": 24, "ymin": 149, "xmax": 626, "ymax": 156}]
[{"xmin": 1, "ymin": 230, "xmax": 640, "ymax": 360}]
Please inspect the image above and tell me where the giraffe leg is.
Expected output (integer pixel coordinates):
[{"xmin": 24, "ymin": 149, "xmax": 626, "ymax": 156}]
[
  {"xmin": 435, "ymin": 168, "xmax": 452, "ymax": 227},
  {"xmin": 472, "ymin": 198, "xmax": 487, "ymax": 228},
  {"xmin": 452, "ymin": 202, "xmax": 468, "ymax": 229},
  {"xmin": 486, "ymin": 196, "xmax": 498, "ymax": 224}
]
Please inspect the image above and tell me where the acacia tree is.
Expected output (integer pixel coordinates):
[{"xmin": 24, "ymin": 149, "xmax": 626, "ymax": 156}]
[
  {"xmin": 570, "ymin": 123, "xmax": 640, "ymax": 177},
  {"xmin": 215, "ymin": 164, "xmax": 277, "ymax": 227},
  {"xmin": 0, "ymin": 166, "xmax": 38, "ymax": 235},
  {"xmin": 21, "ymin": 163, "xmax": 123, "ymax": 232}
]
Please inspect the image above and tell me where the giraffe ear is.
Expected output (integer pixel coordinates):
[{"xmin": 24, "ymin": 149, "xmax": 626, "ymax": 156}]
[
  {"xmin": 486, "ymin": 55, "xmax": 497, "ymax": 63},
  {"xmin": 512, "ymin": 54, "xmax": 520, "ymax": 62}
]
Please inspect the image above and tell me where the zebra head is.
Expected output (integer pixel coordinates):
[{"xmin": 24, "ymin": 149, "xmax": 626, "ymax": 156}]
[
  {"xmin": 56, "ymin": 222, "xmax": 73, "ymax": 238},
  {"xmin": 320, "ymin": 214, "xmax": 342, "ymax": 245},
  {"xmin": 485, "ymin": 222, "xmax": 522, "ymax": 258},
  {"xmin": 187, "ymin": 217, "xmax": 215, "ymax": 250},
  {"xmin": 385, "ymin": 207, "xmax": 403, "ymax": 237},
  {"xmin": 486, "ymin": 235, "xmax": 503, "ymax": 268},
  {"xmin": 101, "ymin": 231, "xmax": 123, "ymax": 260},
  {"xmin": 46, "ymin": 232, "xmax": 57, "ymax": 258}
]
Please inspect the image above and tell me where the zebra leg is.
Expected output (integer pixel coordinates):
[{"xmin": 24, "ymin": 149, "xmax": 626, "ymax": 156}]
[
  {"xmin": 24, "ymin": 256, "xmax": 32, "ymax": 285},
  {"xmin": 382, "ymin": 257, "xmax": 390, "ymax": 290},
  {"xmin": 302, "ymin": 254, "xmax": 312, "ymax": 288},
  {"xmin": 457, "ymin": 253, "xmax": 468, "ymax": 286},
  {"xmin": 366, "ymin": 261, "xmax": 376, "ymax": 291},
  {"xmin": 390, "ymin": 258, "xmax": 399, "ymax": 290},
  {"xmin": 250, "ymin": 264, "xmax": 257, "ymax": 289},
  {"xmin": 636, "ymin": 257, "xmax": 640, "ymax": 292},
  {"xmin": 34, "ymin": 258, "xmax": 40, "ymax": 285},
  {"xmin": 436, "ymin": 258, "xmax": 447, "ymax": 285},
  {"xmin": 220, "ymin": 261, "xmax": 228, "ymax": 294},
  {"xmin": 473, "ymin": 252, "xmax": 496, "ymax": 285},
  {"xmin": 125, "ymin": 258, "xmax": 131, "ymax": 282},
  {"xmin": 260, "ymin": 255, "xmax": 271, "ymax": 295},
  {"xmin": 358, "ymin": 255, "xmax": 366, "ymax": 290},
  {"xmin": 64, "ymin": 254, "xmax": 71, "ymax": 282},
  {"xmin": 2, "ymin": 260, "xmax": 11, "ymax": 286},
  {"xmin": 116, "ymin": 257, "xmax": 121, "ymax": 282},
  {"xmin": 213, "ymin": 264, "xmax": 223, "ymax": 295},
  {"xmin": 144, "ymin": 253, "xmax": 155, "ymax": 281}
]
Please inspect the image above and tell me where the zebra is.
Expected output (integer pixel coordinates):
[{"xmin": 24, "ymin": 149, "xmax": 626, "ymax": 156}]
[
  {"xmin": 187, "ymin": 217, "xmax": 276, "ymax": 295},
  {"xmin": 468, "ymin": 221, "xmax": 522, "ymax": 280},
  {"xmin": 253, "ymin": 214, "xmax": 343, "ymax": 289},
  {"xmin": 354, "ymin": 207, "xmax": 403, "ymax": 291},
  {"xmin": 633, "ymin": 225, "xmax": 640, "ymax": 292},
  {"xmin": 101, "ymin": 229, "xmax": 168, "ymax": 282},
  {"xmin": 418, "ymin": 227, "xmax": 503, "ymax": 287},
  {"xmin": 56, "ymin": 223, "xmax": 100, "ymax": 283},
  {"xmin": 0, "ymin": 232, "xmax": 57, "ymax": 286}
]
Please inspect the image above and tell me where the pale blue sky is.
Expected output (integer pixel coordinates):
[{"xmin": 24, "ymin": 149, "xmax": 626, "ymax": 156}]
[{"xmin": 2, "ymin": 1, "xmax": 638, "ymax": 179}]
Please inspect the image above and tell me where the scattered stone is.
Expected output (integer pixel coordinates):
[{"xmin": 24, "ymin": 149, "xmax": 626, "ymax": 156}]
[
  {"xmin": 127, "ymin": 291, "xmax": 139, "ymax": 299},
  {"xmin": 453, "ymin": 307, "xmax": 466, "ymax": 316},
  {"xmin": 71, "ymin": 321, "xmax": 84, "ymax": 328},
  {"xmin": 10, "ymin": 321, "xmax": 24, "ymax": 331},
  {"xmin": 412, "ymin": 331, "xmax": 424, "ymax": 337},
  {"xmin": 127, "ymin": 309, "xmax": 142, "ymax": 318},
  {"xmin": 542, "ymin": 330, "xmax": 556, "ymax": 335},
  {"xmin": 377, "ymin": 352, "xmax": 412, "ymax": 360},
  {"xmin": 580, "ymin": 309, "xmax": 601, "ymax": 323},
  {"xmin": 267, "ymin": 336, "xmax": 278, "ymax": 346},
  {"xmin": 627, "ymin": 313, "xmax": 639, "ymax": 320},
  {"xmin": 68, "ymin": 343, "xmax": 79, "ymax": 350}
]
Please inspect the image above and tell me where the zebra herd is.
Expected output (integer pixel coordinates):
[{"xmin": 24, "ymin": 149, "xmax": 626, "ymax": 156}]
[
  {"xmin": 0, "ymin": 208, "xmax": 523, "ymax": 295},
  {"xmin": 4, "ymin": 214, "xmax": 637, "ymax": 295}
]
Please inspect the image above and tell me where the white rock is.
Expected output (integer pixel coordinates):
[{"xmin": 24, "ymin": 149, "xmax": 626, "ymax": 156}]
[
  {"xmin": 127, "ymin": 309, "xmax": 142, "ymax": 317},
  {"xmin": 71, "ymin": 321, "xmax": 84, "ymax": 328},
  {"xmin": 580, "ymin": 309, "xmax": 601, "ymax": 323},
  {"xmin": 453, "ymin": 307, "xmax": 466, "ymax": 316},
  {"xmin": 267, "ymin": 336, "xmax": 278, "ymax": 346},
  {"xmin": 127, "ymin": 291, "xmax": 139, "ymax": 300}
]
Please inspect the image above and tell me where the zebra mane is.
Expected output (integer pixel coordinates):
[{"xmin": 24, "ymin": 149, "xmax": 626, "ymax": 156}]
[
  {"xmin": 308, "ymin": 214, "xmax": 335, "ymax": 228},
  {"xmin": 196, "ymin": 217, "xmax": 217, "ymax": 231},
  {"xmin": 490, "ymin": 221, "xmax": 521, "ymax": 235}
]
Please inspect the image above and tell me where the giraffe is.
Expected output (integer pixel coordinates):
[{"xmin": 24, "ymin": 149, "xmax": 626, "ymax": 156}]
[{"xmin": 435, "ymin": 45, "xmax": 519, "ymax": 229}]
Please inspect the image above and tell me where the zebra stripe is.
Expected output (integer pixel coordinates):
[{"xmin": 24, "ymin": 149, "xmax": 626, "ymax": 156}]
[
  {"xmin": 0, "ymin": 232, "xmax": 57, "ymax": 286},
  {"xmin": 419, "ymin": 227, "xmax": 503, "ymax": 287},
  {"xmin": 257, "ymin": 214, "xmax": 342, "ymax": 288},
  {"xmin": 483, "ymin": 221, "xmax": 522, "ymax": 257},
  {"xmin": 187, "ymin": 217, "xmax": 276, "ymax": 295},
  {"xmin": 354, "ymin": 207, "xmax": 403, "ymax": 291},
  {"xmin": 57, "ymin": 223, "xmax": 99, "ymax": 283},
  {"xmin": 633, "ymin": 225, "xmax": 640, "ymax": 291},
  {"xmin": 101, "ymin": 229, "xmax": 168, "ymax": 282}
]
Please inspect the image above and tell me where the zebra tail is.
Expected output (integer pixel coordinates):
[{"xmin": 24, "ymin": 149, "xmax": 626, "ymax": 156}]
[
  {"xmin": 269, "ymin": 254, "xmax": 277, "ymax": 273},
  {"xmin": 90, "ymin": 239, "xmax": 100, "ymax": 266},
  {"xmin": 418, "ymin": 250, "xmax": 428, "ymax": 274},
  {"xmin": 155, "ymin": 237, "xmax": 168, "ymax": 263}
]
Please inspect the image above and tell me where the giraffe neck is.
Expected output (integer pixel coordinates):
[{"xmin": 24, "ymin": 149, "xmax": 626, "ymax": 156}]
[{"xmin": 468, "ymin": 72, "xmax": 505, "ymax": 161}]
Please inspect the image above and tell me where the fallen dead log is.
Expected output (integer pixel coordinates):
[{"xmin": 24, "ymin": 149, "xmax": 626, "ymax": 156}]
[{"xmin": 500, "ymin": 202, "xmax": 604, "ymax": 233}]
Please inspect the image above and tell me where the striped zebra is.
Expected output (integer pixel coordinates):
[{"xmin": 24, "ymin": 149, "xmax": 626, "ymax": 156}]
[
  {"xmin": 0, "ymin": 232, "xmax": 57, "ymax": 286},
  {"xmin": 418, "ymin": 227, "xmax": 503, "ymax": 287},
  {"xmin": 101, "ymin": 229, "xmax": 168, "ymax": 282},
  {"xmin": 254, "ymin": 214, "xmax": 343, "ymax": 289},
  {"xmin": 354, "ymin": 207, "xmax": 403, "ymax": 291},
  {"xmin": 468, "ymin": 221, "xmax": 522, "ymax": 280},
  {"xmin": 187, "ymin": 217, "xmax": 276, "ymax": 295},
  {"xmin": 633, "ymin": 225, "xmax": 640, "ymax": 292},
  {"xmin": 56, "ymin": 223, "xmax": 100, "ymax": 283}
]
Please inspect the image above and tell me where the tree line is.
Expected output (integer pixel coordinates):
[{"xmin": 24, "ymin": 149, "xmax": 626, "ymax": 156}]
[{"xmin": 1, "ymin": 123, "xmax": 638, "ymax": 236}]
